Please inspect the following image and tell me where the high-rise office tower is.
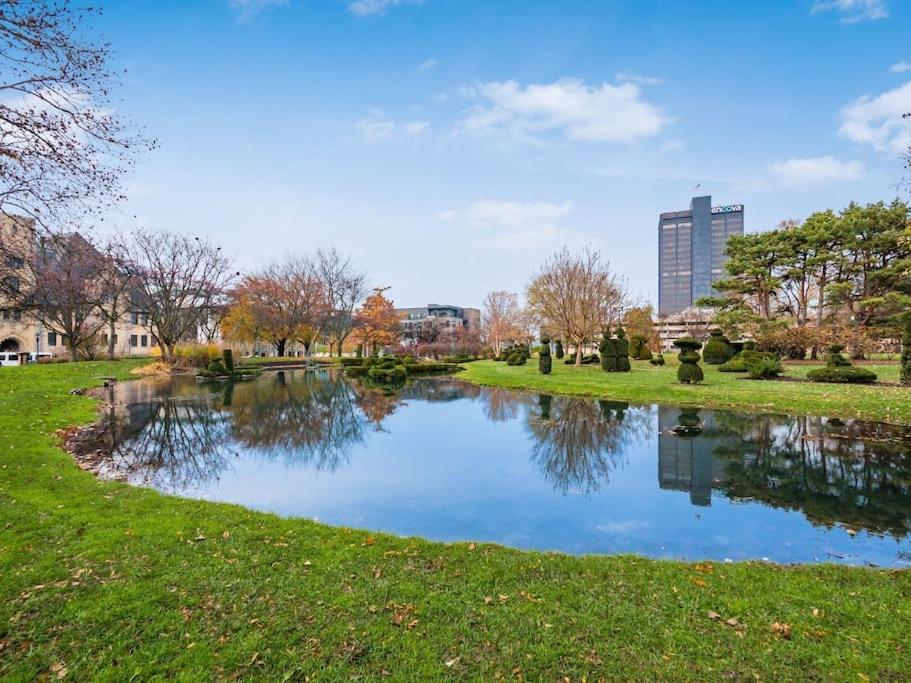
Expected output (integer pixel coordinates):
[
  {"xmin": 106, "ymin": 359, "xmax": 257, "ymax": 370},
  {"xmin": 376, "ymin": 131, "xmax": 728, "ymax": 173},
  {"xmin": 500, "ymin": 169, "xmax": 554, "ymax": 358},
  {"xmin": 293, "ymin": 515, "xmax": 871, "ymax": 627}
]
[{"xmin": 658, "ymin": 196, "xmax": 744, "ymax": 317}]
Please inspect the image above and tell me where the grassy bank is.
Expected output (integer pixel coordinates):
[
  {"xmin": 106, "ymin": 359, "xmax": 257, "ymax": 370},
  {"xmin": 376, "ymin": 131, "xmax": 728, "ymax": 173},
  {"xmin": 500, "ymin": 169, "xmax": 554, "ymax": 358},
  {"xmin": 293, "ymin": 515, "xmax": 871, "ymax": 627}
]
[
  {"xmin": 461, "ymin": 358, "xmax": 911, "ymax": 425},
  {"xmin": 1, "ymin": 362, "xmax": 909, "ymax": 680}
]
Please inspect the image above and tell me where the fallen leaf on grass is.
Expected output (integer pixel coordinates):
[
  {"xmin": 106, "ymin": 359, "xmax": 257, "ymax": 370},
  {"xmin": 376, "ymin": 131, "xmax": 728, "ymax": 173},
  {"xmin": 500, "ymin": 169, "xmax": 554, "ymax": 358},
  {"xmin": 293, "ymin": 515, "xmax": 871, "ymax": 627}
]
[
  {"xmin": 49, "ymin": 662, "xmax": 67, "ymax": 679},
  {"xmin": 484, "ymin": 596, "xmax": 493, "ymax": 605},
  {"xmin": 707, "ymin": 610, "xmax": 721, "ymax": 620},
  {"xmin": 771, "ymin": 622, "xmax": 792, "ymax": 639},
  {"xmin": 445, "ymin": 656, "xmax": 461, "ymax": 668}
]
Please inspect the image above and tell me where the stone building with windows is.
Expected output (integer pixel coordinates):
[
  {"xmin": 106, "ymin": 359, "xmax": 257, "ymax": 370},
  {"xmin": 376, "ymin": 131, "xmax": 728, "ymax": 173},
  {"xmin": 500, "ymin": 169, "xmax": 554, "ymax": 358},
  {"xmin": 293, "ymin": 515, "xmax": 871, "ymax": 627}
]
[
  {"xmin": 396, "ymin": 304, "xmax": 481, "ymax": 343},
  {"xmin": 0, "ymin": 214, "xmax": 157, "ymax": 361}
]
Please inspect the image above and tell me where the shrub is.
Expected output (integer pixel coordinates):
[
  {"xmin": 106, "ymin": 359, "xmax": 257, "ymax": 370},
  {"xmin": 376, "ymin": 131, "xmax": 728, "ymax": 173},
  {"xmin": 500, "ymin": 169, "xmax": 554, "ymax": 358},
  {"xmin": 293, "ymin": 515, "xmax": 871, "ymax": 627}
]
[
  {"xmin": 902, "ymin": 316, "xmax": 911, "ymax": 385},
  {"xmin": 565, "ymin": 353, "xmax": 600, "ymax": 365},
  {"xmin": 825, "ymin": 344, "xmax": 851, "ymax": 367},
  {"xmin": 629, "ymin": 335, "xmax": 647, "ymax": 359},
  {"xmin": 207, "ymin": 359, "xmax": 227, "ymax": 375},
  {"xmin": 718, "ymin": 359, "xmax": 747, "ymax": 372},
  {"xmin": 615, "ymin": 327, "xmax": 631, "ymax": 372},
  {"xmin": 806, "ymin": 366, "xmax": 878, "ymax": 384},
  {"xmin": 402, "ymin": 354, "xmax": 417, "ymax": 365},
  {"xmin": 355, "ymin": 344, "xmax": 363, "ymax": 358},
  {"xmin": 340, "ymin": 357, "xmax": 365, "ymax": 367},
  {"xmin": 222, "ymin": 349, "xmax": 234, "ymax": 372},
  {"xmin": 538, "ymin": 337, "xmax": 552, "ymax": 375},
  {"xmin": 746, "ymin": 356, "xmax": 783, "ymax": 380},
  {"xmin": 554, "ymin": 340, "xmax": 564, "ymax": 360},
  {"xmin": 599, "ymin": 329, "xmax": 617, "ymax": 372},
  {"xmin": 673, "ymin": 337, "xmax": 703, "ymax": 384},
  {"xmin": 702, "ymin": 329, "xmax": 733, "ymax": 365},
  {"xmin": 649, "ymin": 354, "xmax": 665, "ymax": 366},
  {"xmin": 406, "ymin": 362, "xmax": 462, "ymax": 374},
  {"xmin": 173, "ymin": 343, "xmax": 220, "ymax": 368},
  {"xmin": 506, "ymin": 352, "xmax": 526, "ymax": 366}
]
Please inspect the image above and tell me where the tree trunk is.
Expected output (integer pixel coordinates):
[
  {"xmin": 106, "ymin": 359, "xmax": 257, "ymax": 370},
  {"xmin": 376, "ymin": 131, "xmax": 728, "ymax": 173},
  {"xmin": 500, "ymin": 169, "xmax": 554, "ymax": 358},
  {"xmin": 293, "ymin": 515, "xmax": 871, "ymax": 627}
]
[
  {"xmin": 107, "ymin": 317, "xmax": 116, "ymax": 360},
  {"xmin": 68, "ymin": 341, "xmax": 78, "ymax": 363},
  {"xmin": 575, "ymin": 344, "xmax": 583, "ymax": 367},
  {"xmin": 276, "ymin": 339, "xmax": 286, "ymax": 357}
]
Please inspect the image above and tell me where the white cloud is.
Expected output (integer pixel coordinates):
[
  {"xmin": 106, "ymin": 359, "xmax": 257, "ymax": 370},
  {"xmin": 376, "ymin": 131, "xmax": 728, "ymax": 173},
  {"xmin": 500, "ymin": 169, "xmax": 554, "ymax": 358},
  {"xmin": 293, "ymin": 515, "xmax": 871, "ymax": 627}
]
[
  {"xmin": 890, "ymin": 61, "xmax": 911, "ymax": 73},
  {"xmin": 457, "ymin": 78, "xmax": 670, "ymax": 144},
  {"xmin": 838, "ymin": 80, "xmax": 911, "ymax": 152},
  {"xmin": 440, "ymin": 199, "xmax": 594, "ymax": 250},
  {"xmin": 417, "ymin": 58, "xmax": 438, "ymax": 73},
  {"xmin": 811, "ymin": 0, "xmax": 888, "ymax": 23},
  {"xmin": 659, "ymin": 139, "xmax": 685, "ymax": 154},
  {"xmin": 348, "ymin": 0, "xmax": 425, "ymax": 17},
  {"xmin": 227, "ymin": 0, "xmax": 288, "ymax": 21},
  {"xmin": 615, "ymin": 72, "xmax": 663, "ymax": 86},
  {"xmin": 768, "ymin": 156, "xmax": 865, "ymax": 188},
  {"xmin": 405, "ymin": 120, "xmax": 430, "ymax": 135},
  {"xmin": 355, "ymin": 110, "xmax": 395, "ymax": 142}
]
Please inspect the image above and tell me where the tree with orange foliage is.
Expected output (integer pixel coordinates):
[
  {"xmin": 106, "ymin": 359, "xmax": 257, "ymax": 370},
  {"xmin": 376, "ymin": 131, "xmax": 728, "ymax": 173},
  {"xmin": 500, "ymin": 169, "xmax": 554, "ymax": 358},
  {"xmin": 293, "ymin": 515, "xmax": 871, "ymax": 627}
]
[{"xmin": 353, "ymin": 287, "xmax": 400, "ymax": 355}]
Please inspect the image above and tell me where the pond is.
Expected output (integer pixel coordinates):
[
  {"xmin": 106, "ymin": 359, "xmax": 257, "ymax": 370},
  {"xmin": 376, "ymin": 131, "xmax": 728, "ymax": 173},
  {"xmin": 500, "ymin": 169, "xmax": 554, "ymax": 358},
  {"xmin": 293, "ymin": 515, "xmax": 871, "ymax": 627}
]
[{"xmin": 93, "ymin": 369, "xmax": 911, "ymax": 566}]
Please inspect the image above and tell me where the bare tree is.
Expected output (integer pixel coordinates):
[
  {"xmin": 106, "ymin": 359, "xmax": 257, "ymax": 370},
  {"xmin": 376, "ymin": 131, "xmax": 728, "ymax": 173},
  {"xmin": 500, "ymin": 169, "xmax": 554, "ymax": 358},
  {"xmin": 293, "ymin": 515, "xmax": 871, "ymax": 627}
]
[
  {"xmin": 126, "ymin": 229, "xmax": 236, "ymax": 361},
  {"xmin": 526, "ymin": 246, "xmax": 628, "ymax": 366},
  {"xmin": 482, "ymin": 290, "xmax": 522, "ymax": 356},
  {"xmin": 0, "ymin": 1, "xmax": 153, "ymax": 227},
  {"xmin": 95, "ymin": 234, "xmax": 137, "ymax": 359},
  {"xmin": 0, "ymin": 229, "xmax": 106, "ymax": 360},
  {"xmin": 316, "ymin": 248, "xmax": 367, "ymax": 356}
]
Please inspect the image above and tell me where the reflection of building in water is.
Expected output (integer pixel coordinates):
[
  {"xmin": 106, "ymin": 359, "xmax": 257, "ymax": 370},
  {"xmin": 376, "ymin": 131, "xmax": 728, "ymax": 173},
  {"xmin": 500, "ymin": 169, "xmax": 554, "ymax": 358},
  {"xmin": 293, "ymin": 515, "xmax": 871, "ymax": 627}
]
[{"xmin": 657, "ymin": 406, "xmax": 727, "ymax": 506}]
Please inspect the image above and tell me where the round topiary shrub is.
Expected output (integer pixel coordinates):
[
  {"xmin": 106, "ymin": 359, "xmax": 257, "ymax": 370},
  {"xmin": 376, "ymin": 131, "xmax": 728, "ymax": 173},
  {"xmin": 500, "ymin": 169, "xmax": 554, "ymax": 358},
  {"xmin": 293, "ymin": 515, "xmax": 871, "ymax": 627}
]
[
  {"xmin": 673, "ymin": 337, "xmax": 703, "ymax": 384},
  {"xmin": 702, "ymin": 329, "xmax": 733, "ymax": 365},
  {"xmin": 649, "ymin": 354, "xmax": 665, "ymax": 366},
  {"xmin": 806, "ymin": 366, "xmax": 877, "ymax": 384},
  {"xmin": 538, "ymin": 337, "xmax": 552, "ymax": 375}
]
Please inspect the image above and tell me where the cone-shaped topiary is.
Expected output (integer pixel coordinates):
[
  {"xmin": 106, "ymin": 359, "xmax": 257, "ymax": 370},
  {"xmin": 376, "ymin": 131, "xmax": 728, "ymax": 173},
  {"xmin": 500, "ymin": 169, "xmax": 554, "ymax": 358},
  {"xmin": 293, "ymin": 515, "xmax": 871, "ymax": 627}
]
[
  {"xmin": 554, "ymin": 340, "xmax": 564, "ymax": 360},
  {"xmin": 702, "ymin": 329, "xmax": 733, "ymax": 365},
  {"xmin": 673, "ymin": 336, "xmax": 704, "ymax": 384},
  {"xmin": 902, "ymin": 315, "xmax": 911, "ymax": 385},
  {"xmin": 355, "ymin": 344, "xmax": 363, "ymax": 358},
  {"xmin": 538, "ymin": 337, "xmax": 552, "ymax": 374},
  {"xmin": 599, "ymin": 328, "xmax": 617, "ymax": 372},
  {"xmin": 222, "ymin": 349, "xmax": 234, "ymax": 372},
  {"xmin": 616, "ymin": 326, "xmax": 631, "ymax": 372}
]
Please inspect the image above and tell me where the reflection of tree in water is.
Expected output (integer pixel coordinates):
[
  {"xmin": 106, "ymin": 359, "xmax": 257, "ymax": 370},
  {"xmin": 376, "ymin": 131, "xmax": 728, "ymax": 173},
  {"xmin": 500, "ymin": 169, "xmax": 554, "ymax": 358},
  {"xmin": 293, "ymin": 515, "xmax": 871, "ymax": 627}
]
[
  {"xmin": 480, "ymin": 387, "xmax": 532, "ymax": 422},
  {"xmin": 227, "ymin": 371, "xmax": 386, "ymax": 471},
  {"xmin": 105, "ymin": 370, "xmax": 401, "ymax": 489},
  {"xmin": 708, "ymin": 413, "xmax": 911, "ymax": 538},
  {"xmin": 104, "ymin": 391, "xmax": 234, "ymax": 492},
  {"xmin": 527, "ymin": 395, "xmax": 651, "ymax": 495}
]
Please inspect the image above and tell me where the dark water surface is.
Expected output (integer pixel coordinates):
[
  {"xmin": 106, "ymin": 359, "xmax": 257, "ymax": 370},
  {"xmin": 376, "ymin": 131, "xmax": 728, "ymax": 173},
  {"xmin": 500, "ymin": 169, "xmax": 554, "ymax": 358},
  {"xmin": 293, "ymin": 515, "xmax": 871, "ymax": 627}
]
[{"xmin": 97, "ymin": 369, "xmax": 911, "ymax": 566}]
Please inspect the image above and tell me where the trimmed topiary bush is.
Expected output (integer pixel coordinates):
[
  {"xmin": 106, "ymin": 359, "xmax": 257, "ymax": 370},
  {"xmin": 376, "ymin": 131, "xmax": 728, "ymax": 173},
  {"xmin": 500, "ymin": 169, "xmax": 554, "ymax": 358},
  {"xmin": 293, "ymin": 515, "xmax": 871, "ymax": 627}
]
[
  {"xmin": 222, "ymin": 349, "xmax": 234, "ymax": 372},
  {"xmin": 825, "ymin": 344, "xmax": 851, "ymax": 367},
  {"xmin": 507, "ymin": 351, "xmax": 527, "ymax": 366},
  {"xmin": 673, "ymin": 337, "xmax": 703, "ymax": 384},
  {"xmin": 616, "ymin": 327, "xmax": 631, "ymax": 372},
  {"xmin": 702, "ymin": 329, "xmax": 734, "ymax": 365},
  {"xmin": 630, "ymin": 335, "xmax": 654, "ymax": 361},
  {"xmin": 554, "ymin": 340, "xmax": 564, "ymax": 360},
  {"xmin": 807, "ymin": 343, "xmax": 876, "ymax": 384},
  {"xmin": 207, "ymin": 359, "xmax": 227, "ymax": 376},
  {"xmin": 902, "ymin": 316, "xmax": 911, "ymax": 385},
  {"xmin": 599, "ymin": 329, "xmax": 617, "ymax": 372},
  {"xmin": 649, "ymin": 354, "xmax": 665, "ymax": 366},
  {"xmin": 538, "ymin": 337, "xmax": 552, "ymax": 375},
  {"xmin": 806, "ymin": 366, "xmax": 877, "ymax": 384}
]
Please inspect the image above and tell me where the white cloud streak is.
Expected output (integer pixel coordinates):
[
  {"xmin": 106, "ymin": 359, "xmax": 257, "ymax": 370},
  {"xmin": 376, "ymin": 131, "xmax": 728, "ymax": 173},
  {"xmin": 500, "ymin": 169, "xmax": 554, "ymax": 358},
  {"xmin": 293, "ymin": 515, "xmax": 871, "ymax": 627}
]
[
  {"xmin": 811, "ymin": 0, "xmax": 888, "ymax": 23},
  {"xmin": 889, "ymin": 61, "xmax": 911, "ymax": 73},
  {"xmin": 768, "ymin": 156, "xmax": 865, "ymax": 188},
  {"xmin": 839, "ymin": 80, "xmax": 911, "ymax": 153},
  {"xmin": 417, "ymin": 58, "xmax": 438, "ymax": 73},
  {"xmin": 457, "ymin": 78, "xmax": 670, "ymax": 144},
  {"xmin": 348, "ymin": 0, "xmax": 425, "ymax": 17}
]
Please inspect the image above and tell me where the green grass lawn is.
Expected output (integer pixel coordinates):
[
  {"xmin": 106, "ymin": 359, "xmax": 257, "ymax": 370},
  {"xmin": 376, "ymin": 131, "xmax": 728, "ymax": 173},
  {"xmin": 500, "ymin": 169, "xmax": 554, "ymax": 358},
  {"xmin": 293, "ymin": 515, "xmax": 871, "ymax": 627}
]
[
  {"xmin": 461, "ymin": 358, "xmax": 911, "ymax": 425},
  {"xmin": 1, "ymin": 361, "xmax": 909, "ymax": 680}
]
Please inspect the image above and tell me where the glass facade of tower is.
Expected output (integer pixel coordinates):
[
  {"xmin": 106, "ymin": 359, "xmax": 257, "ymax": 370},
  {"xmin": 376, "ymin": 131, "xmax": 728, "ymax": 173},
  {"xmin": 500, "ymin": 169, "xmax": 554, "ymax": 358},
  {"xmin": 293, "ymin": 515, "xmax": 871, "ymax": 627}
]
[{"xmin": 658, "ymin": 196, "xmax": 743, "ymax": 317}]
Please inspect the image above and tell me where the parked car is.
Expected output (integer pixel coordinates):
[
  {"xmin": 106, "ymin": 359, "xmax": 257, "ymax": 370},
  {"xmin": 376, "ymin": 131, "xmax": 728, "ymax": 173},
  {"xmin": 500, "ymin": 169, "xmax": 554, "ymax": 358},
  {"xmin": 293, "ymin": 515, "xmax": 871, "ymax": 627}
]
[{"xmin": 0, "ymin": 352, "xmax": 21, "ymax": 367}]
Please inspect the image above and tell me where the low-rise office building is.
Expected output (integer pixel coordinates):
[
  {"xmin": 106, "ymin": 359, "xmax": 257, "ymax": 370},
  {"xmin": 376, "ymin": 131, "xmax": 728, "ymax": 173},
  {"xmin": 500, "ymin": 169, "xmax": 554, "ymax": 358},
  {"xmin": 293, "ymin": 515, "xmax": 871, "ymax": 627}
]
[{"xmin": 397, "ymin": 304, "xmax": 481, "ymax": 341}]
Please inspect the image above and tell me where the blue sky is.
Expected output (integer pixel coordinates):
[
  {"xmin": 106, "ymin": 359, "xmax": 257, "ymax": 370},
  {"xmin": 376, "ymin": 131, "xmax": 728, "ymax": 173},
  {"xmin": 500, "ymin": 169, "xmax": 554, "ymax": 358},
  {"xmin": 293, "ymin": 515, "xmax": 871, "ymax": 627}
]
[{"xmin": 96, "ymin": 0, "xmax": 911, "ymax": 308}]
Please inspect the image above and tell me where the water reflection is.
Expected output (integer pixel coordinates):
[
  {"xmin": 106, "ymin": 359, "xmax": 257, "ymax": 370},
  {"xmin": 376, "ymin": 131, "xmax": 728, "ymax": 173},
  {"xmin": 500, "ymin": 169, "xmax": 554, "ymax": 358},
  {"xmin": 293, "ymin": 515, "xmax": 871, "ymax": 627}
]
[{"xmin": 97, "ymin": 370, "xmax": 911, "ymax": 562}]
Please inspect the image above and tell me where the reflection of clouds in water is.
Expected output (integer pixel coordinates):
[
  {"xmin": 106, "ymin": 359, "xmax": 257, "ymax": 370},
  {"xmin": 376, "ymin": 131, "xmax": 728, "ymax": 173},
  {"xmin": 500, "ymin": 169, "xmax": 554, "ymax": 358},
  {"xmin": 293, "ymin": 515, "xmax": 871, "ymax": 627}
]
[{"xmin": 595, "ymin": 520, "xmax": 650, "ymax": 535}]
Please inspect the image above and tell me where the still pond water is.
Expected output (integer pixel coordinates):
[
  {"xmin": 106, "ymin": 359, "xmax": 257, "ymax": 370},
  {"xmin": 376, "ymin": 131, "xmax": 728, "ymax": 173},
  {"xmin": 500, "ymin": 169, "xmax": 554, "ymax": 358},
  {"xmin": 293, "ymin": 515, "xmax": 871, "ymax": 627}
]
[{"xmin": 97, "ymin": 369, "xmax": 911, "ymax": 566}]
